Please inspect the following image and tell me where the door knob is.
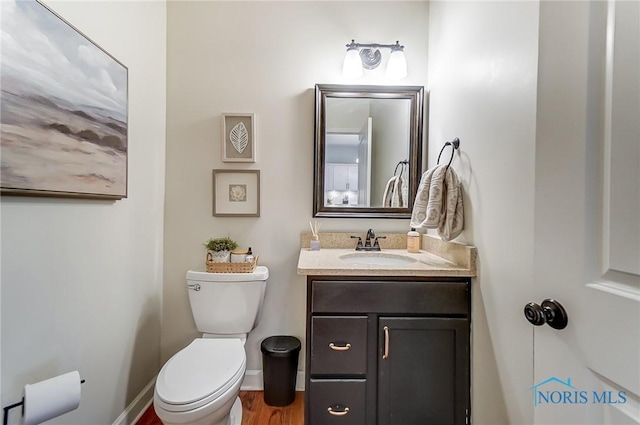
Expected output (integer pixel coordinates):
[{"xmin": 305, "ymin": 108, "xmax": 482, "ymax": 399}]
[{"xmin": 524, "ymin": 299, "xmax": 568, "ymax": 330}]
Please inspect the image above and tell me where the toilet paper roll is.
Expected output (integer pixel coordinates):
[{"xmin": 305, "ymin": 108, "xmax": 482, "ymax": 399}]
[{"xmin": 23, "ymin": 371, "xmax": 81, "ymax": 425}]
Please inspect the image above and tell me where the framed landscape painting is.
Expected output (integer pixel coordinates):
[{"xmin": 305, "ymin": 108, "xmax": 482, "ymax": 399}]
[{"xmin": 0, "ymin": 0, "xmax": 128, "ymax": 199}]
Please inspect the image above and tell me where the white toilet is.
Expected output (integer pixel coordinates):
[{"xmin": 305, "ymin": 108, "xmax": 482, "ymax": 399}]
[{"xmin": 154, "ymin": 266, "xmax": 269, "ymax": 425}]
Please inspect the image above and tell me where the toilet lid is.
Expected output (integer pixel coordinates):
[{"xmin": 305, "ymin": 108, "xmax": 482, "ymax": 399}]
[{"xmin": 156, "ymin": 338, "xmax": 245, "ymax": 407}]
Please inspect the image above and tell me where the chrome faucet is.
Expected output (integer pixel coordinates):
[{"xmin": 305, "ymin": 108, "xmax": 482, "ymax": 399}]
[{"xmin": 351, "ymin": 229, "xmax": 386, "ymax": 251}]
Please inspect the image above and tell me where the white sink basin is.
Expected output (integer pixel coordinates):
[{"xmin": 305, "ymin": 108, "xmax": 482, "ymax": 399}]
[{"xmin": 339, "ymin": 252, "xmax": 417, "ymax": 266}]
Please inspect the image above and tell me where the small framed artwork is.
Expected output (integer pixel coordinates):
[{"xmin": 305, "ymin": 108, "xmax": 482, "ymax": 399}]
[
  {"xmin": 221, "ymin": 113, "xmax": 256, "ymax": 162},
  {"xmin": 212, "ymin": 169, "xmax": 260, "ymax": 217}
]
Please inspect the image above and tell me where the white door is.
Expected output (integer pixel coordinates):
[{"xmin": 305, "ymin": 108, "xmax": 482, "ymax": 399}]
[
  {"xmin": 358, "ymin": 117, "xmax": 372, "ymax": 206},
  {"xmin": 530, "ymin": 2, "xmax": 639, "ymax": 423}
]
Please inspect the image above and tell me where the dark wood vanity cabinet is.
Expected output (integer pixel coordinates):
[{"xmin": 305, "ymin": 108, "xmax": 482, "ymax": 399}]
[{"xmin": 305, "ymin": 277, "xmax": 471, "ymax": 425}]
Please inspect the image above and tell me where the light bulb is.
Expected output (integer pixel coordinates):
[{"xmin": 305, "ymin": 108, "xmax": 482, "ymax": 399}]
[
  {"xmin": 386, "ymin": 49, "xmax": 407, "ymax": 80},
  {"xmin": 342, "ymin": 47, "xmax": 363, "ymax": 79}
]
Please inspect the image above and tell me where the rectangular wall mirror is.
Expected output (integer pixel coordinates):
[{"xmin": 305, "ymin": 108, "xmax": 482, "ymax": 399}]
[{"xmin": 313, "ymin": 84, "xmax": 424, "ymax": 218}]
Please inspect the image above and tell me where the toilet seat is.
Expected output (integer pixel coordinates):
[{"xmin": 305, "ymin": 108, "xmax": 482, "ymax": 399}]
[{"xmin": 155, "ymin": 338, "xmax": 246, "ymax": 413}]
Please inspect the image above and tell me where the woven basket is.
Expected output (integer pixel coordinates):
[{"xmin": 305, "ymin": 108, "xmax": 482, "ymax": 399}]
[{"xmin": 206, "ymin": 253, "xmax": 258, "ymax": 273}]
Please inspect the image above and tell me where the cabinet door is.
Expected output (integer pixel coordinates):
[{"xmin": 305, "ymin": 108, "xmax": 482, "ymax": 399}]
[
  {"xmin": 377, "ymin": 317, "xmax": 469, "ymax": 425},
  {"xmin": 332, "ymin": 164, "xmax": 349, "ymax": 190},
  {"xmin": 325, "ymin": 164, "xmax": 334, "ymax": 191},
  {"xmin": 326, "ymin": 164, "xmax": 359, "ymax": 192},
  {"xmin": 347, "ymin": 165, "xmax": 359, "ymax": 192}
]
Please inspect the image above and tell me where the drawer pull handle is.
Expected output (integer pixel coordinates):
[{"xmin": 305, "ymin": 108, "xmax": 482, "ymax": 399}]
[
  {"xmin": 328, "ymin": 342, "xmax": 352, "ymax": 351},
  {"xmin": 327, "ymin": 406, "xmax": 350, "ymax": 416},
  {"xmin": 383, "ymin": 326, "xmax": 390, "ymax": 359}
]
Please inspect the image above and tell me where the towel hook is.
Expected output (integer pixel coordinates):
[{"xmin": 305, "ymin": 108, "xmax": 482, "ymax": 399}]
[
  {"xmin": 437, "ymin": 138, "xmax": 460, "ymax": 169},
  {"xmin": 393, "ymin": 159, "xmax": 408, "ymax": 176}
]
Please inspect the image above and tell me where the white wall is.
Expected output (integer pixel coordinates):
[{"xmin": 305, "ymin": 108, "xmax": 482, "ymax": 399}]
[
  {"xmin": 427, "ymin": 1, "xmax": 540, "ymax": 423},
  {"xmin": 163, "ymin": 1, "xmax": 429, "ymax": 374},
  {"xmin": 0, "ymin": 1, "xmax": 166, "ymax": 424}
]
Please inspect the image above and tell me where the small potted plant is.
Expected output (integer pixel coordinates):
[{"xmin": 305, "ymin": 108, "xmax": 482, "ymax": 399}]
[{"xmin": 204, "ymin": 236, "xmax": 239, "ymax": 263}]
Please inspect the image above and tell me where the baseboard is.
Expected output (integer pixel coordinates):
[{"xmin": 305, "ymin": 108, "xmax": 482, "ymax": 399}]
[
  {"xmin": 241, "ymin": 369, "xmax": 306, "ymax": 391},
  {"xmin": 112, "ymin": 377, "xmax": 156, "ymax": 425},
  {"xmin": 296, "ymin": 370, "xmax": 305, "ymax": 391},
  {"xmin": 240, "ymin": 369, "xmax": 263, "ymax": 390}
]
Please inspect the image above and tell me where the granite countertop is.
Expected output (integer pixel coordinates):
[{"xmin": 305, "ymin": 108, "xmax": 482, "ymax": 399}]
[{"xmin": 297, "ymin": 232, "xmax": 477, "ymax": 277}]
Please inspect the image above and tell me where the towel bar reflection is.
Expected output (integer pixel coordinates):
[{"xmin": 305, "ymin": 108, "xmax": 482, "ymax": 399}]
[
  {"xmin": 437, "ymin": 137, "xmax": 460, "ymax": 169},
  {"xmin": 393, "ymin": 159, "xmax": 408, "ymax": 176}
]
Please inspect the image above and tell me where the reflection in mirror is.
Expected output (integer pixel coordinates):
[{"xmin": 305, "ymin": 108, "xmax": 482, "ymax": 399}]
[{"xmin": 314, "ymin": 84, "xmax": 424, "ymax": 218}]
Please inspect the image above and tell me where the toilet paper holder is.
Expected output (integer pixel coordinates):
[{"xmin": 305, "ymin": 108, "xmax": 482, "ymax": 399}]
[{"xmin": 2, "ymin": 378, "xmax": 85, "ymax": 425}]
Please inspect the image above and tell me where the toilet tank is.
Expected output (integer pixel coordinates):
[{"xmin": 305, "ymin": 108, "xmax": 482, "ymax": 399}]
[{"xmin": 185, "ymin": 266, "xmax": 268, "ymax": 335}]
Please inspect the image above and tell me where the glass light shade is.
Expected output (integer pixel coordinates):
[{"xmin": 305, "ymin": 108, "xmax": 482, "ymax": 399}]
[
  {"xmin": 342, "ymin": 48, "xmax": 363, "ymax": 79},
  {"xmin": 386, "ymin": 49, "xmax": 407, "ymax": 79}
]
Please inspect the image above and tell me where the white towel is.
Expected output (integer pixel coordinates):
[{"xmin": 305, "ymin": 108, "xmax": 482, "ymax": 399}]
[
  {"xmin": 382, "ymin": 175, "xmax": 407, "ymax": 208},
  {"xmin": 410, "ymin": 164, "xmax": 464, "ymax": 241},
  {"xmin": 397, "ymin": 174, "xmax": 408, "ymax": 208},
  {"xmin": 402, "ymin": 176, "xmax": 408, "ymax": 207},
  {"xmin": 382, "ymin": 176, "xmax": 397, "ymax": 207}
]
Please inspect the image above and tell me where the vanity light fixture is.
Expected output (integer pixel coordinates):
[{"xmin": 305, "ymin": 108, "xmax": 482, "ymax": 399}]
[{"xmin": 342, "ymin": 40, "xmax": 407, "ymax": 80}]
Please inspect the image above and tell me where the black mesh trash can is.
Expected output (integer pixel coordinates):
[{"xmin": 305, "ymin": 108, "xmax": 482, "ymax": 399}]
[{"xmin": 261, "ymin": 335, "xmax": 301, "ymax": 406}]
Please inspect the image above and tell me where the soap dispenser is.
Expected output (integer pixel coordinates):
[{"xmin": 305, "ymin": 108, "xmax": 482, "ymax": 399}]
[
  {"xmin": 245, "ymin": 247, "xmax": 254, "ymax": 263},
  {"xmin": 407, "ymin": 228, "xmax": 420, "ymax": 253}
]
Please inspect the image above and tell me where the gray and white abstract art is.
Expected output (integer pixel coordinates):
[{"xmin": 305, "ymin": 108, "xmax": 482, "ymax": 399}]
[{"xmin": 1, "ymin": 0, "xmax": 128, "ymax": 199}]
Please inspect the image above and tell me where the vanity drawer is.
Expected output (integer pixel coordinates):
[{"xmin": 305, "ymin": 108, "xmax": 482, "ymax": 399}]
[
  {"xmin": 311, "ymin": 280, "xmax": 470, "ymax": 315},
  {"xmin": 311, "ymin": 316, "xmax": 367, "ymax": 375},
  {"xmin": 309, "ymin": 379, "xmax": 366, "ymax": 425}
]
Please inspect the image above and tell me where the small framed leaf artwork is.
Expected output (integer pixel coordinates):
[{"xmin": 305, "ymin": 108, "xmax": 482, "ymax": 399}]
[{"xmin": 221, "ymin": 113, "xmax": 256, "ymax": 162}]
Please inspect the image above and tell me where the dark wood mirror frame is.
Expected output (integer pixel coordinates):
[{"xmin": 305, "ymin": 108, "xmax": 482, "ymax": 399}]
[{"xmin": 313, "ymin": 84, "xmax": 425, "ymax": 218}]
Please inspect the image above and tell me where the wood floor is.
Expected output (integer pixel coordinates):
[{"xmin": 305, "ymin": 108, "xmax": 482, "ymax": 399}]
[{"xmin": 136, "ymin": 391, "xmax": 304, "ymax": 425}]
